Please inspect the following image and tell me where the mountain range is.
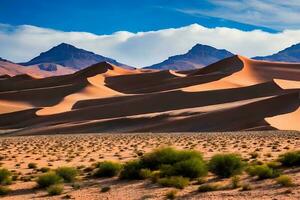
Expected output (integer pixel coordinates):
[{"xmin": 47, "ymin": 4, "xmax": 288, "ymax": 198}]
[
  {"xmin": 1, "ymin": 42, "xmax": 300, "ymax": 78},
  {"xmin": 253, "ymin": 43, "xmax": 300, "ymax": 63},
  {"xmin": 144, "ymin": 44, "xmax": 234, "ymax": 70},
  {"xmin": 20, "ymin": 43, "xmax": 134, "ymax": 70}
]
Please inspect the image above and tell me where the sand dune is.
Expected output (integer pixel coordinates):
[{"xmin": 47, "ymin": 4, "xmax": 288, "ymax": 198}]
[{"xmin": 0, "ymin": 56, "xmax": 299, "ymax": 135}]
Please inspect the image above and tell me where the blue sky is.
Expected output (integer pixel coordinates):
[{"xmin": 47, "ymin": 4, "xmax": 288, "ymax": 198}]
[
  {"xmin": 1, "ymin": 0, "xmax": 300, "ymax": 67},
  {"xmin": 1, "ymin": 0, "xmax": 279, "ymax": 34}
]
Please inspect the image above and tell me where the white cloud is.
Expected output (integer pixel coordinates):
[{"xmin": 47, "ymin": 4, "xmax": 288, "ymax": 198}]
[
  {"xmin": 181, "ymin": 0, "xmax": 300, "ymax": 30},
  {"xmin": 1, "ymin": 23, "xmax": 300, "ymax": 67}
]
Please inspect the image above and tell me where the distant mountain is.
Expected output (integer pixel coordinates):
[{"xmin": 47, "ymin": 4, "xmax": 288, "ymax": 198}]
[
  {"xmin": 253, "ymin": 43, "xmax": 300, "ymax": 63},
  {"xmin": 20, "ymin": 43, "xmax": 134, "ymax": 70},
  {"xmin": 144, "ymin": 44, "xmax": 234, "ymax": 70}
]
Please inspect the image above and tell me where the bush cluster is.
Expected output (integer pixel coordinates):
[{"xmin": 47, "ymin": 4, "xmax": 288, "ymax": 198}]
[
  {"xmin": 209, "ymin": 154, "xmax": 244, "ymax": 178},
  {"xmin": 278, "ymin": 151, "xmax": 300, "ymax": 167},
  {"xmin": 94, "ymin": 161, "xmax": 122, "ymax": 177}
]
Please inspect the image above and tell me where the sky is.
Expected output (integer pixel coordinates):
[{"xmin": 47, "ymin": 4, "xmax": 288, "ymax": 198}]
[{"xmin": 1, "ymin": 0, "xmax": 300, "ymax": 67}]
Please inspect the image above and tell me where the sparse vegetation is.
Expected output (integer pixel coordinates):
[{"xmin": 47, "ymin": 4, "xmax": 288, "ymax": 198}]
[
  {"xmin": 0, "ymin": 186, "xmax": 11, "ymax": 196},
  {"xmin": 158, "ymin": 176, "xmax": 189, "ymax": 189},
  {"xmin": 198, "ymin": 183, "xmax": 219, "ymax": 193},
  {"xmin": 209, "ymin": 154, "xmax": 244, "ymax": 178},
  {"xmin": 47, "ymin": 184, "xmax": 64, "ymax": 196},
  {"xmin": 94, "ymin": 161, "xmax": 122, "ymax": 177},
  {"xmin": 278, "ymin": 151, "xmax": 300, "ymax": 167},
  {"xmin": 0, "ymin": 168, "xmax": 11, "ymax": 185},
  {"xmin": 28, "ymin": 162, "xmax": 37, "ymax": 169},
  {"xmin": 247, "ymin": 165, "xmax": 279, "ymax": 180},
  {"xmin": 56, "ymin": 167, "xmax": 78, "ymax": 182},
  {"xmin": 119, "ymin": 160, "xmax": 143, "ymax": 180},
  {"xmin": 276, "ymin": 175, "xmax": 294, "ymax": 187},
  {"xmin": 166, "ymin": 190, "xmax": 177, "ymax": 199},
  {"xmin": 231, "ymin": 176, "xmax": 241, "ymax": 189},
  {"xmin": 37, "ymin": 172, "xmax": 63, "ymax": 188}
]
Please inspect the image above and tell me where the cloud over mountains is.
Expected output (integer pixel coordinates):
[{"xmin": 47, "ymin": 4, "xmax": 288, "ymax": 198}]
[{"xmin": 1, "ymin": 23, "xmax": 300, "ymax": 67}]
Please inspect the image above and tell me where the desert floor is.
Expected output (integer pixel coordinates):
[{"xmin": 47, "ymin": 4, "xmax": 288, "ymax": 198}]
[{"xmin": 0, "ymin": 131, "xmax": 299, "ymax": 200}]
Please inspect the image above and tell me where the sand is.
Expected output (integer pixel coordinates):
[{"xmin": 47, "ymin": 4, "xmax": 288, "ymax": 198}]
[
  {"xmin": 0, "ymin": 56, "xmax": 299, "ymax": 134},
  {"xmin": 0, "ymin": 132, "xmax": 299, "ymax": 200}
]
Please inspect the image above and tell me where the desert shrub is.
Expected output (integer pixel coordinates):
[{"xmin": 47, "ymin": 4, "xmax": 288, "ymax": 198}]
[
  {"xmin": 56, "ymin": 167, "xmax": 78, "ymax": 182},
  {"xmin": 240, "ymin": 183, "xmax": 252, "ymax": 191},
  {"xmin": 71, "ymin": 182, "xmax": 81, "ymax": 190},
  {"xmin": 231, "ymin": 176, "xmax": 241, "ymax": 189},
  {"xmin": 28, "ymin": 163, "xmax": 37, "ymax": 169},
  {"xmin": 209, "ymin": 154, "xmax": 244, "ymax": 178},
  {"xmin": 94, "ymin": 161, "xmax": 122, "ymax": 178},
  {"xmin": 278, "ymin": 151, "xmax": 300, "ymax": 167},
  {"xmin": 247, "ymin": 165, "xmax": 279, "ymax": 180},
  {"xmin": 0, "ymin": 186, "xmax": 11, "ymax": 195},
  {"xmin": 173, "ymin": 158, "xmax": 208, "ymax": 178},
  {"xmin": 100, "ymin": 186, "xmax": 111, "ymax": 193},
  {"xmin": 266, "ymin": 161, "xmax": 281, "ymax": 169},
  {"xmin": 119, "ymin": 160, "xmax": 143, "ymax": 180},
  {"xmin": 0, "ymin": 168, "xmax": 11, "ymax": 185},
  {"xmin": 166, "ymin": 190, "xmax": 177, "ymax": 199},
  {"xmin": 47, "ymin": 184, "xmax": 64, "ymax": 196},
  {"xmin": 276, "ymin": 175, "xmax": 294, "ymax": 187},
  {"xmin": 37, "ymin": 172, "xmax": 62, "ymax": 188},
  {"xmin": 158, "ymin": 176, "xmax": 189, "ymax": 189},
  {"xmin": 141, "ymin": 147, "xmax": 203, "ymax": 170},
  {"xmin": 198, "ymin": 184, "xmax": 219, "ymax": 193},
  {"xmin": 139, "ymin": 169, "xmax": 152, "ymax": 179},
  {"xmin": 150, "ymin": 171, "xmax": 161, "ymax": 183},
  {"xmin": 40, "ymin": 167, "xmax": 50, "ymax": 173}
]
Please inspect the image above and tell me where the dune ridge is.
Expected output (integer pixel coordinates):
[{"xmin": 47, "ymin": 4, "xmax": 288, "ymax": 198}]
[{"xmin": 0, "ymin": 56, "xmax": 299, "ymax": 135}]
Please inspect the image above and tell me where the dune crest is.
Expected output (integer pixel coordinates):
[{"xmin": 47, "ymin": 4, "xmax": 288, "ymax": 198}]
[{"xmin": 0, "ymin": 56, "xmax": 299, "ymax": 135}]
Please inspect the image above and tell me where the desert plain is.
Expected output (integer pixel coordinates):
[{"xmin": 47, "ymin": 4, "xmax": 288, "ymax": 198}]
[{"xmin": 0, "ymin": 131, "xmax": 298, "ymax": 200}]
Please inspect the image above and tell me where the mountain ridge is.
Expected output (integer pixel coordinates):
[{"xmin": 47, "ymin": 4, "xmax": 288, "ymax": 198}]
[
  {"xmin": 144, "ymin": 44, "xmax": 234, "ymax": 70},
  {"xmin": 20, "ymin": 43, "xmax": 134, "ymax": 70}
]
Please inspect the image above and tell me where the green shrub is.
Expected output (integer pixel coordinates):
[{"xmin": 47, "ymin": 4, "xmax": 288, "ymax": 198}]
[
  {"xmin": 37, "ymin": 172, "xmax": 63, "ymax": 188},
  {"xmin": 47, "ymin": 184, "xmax": 64, "ymax": 196},
  {"xmin": 276, "ymin": 175, "xmax": 294, "ymax": 187},
  {"xmin": 198, "ymin": 184, "xmax": 219, "ymax": 193},
  {"xmin": 240, "ymin": 183, "xmax": 252, "ymax": 191},
  {"xmin": 94, "ymin": 161, "xmax": 122, "ymax": 178},
  {"xmin": 247, "ymin": 165, "xmax": 279, "ymax": 180},
  {"xmin": 139, "ymin": 169, "xmax": 152, "ymax": 179},
  {"xmin": 173, "ymin": 158, "xmax": 207, "ymax": 178},
  {"xmin": 0, "ymin": 168, "xmax": 11, "ymax": 185},
  {"xmin": 231, "ymin": 176, "xmax": 241, "ymax": 189},
  {"xmin": 278, "ymin": 151, "xmax": 300, "ymax": 167},
  {"xmin": 209, "ymin": 154, "xmax": 244, "ymax": 178},
  {"xmin": 119, "ymin": 160, "xmax": 143, "ymax": 180},
  {"xmin": 166, "ymin": 190, "xmax": 177, "ymax": 199},
  {"xmin": 71, "ymin": 182, "xmax": 81, "ymax": 190},
  {"xmin": 141, "ymin": 147, "xmax": 203, "ymax": 170},
  {"xmin": 40, "ymin": 167, "xmax": 50, "ymax": 173},
  {"xmin": 266, "ymin": 161, "xmax": 281, "ymax": 169},
  {"xmin": 56, "ymin": 167, "xmax": 78, "ymax": 182},
  {"xmin": 158, "ymin": 176, "xmax": 189, "ymax": 189},
  {"xmin": 150, "ymin": 171, "xmax": 161, "ymax": 183},
  {"xmin": 101, "ymin": 186, "xmax": 111, "ymax": 193},
  {"xmin": 0, "ymin": 186, "xmax": 11, "ymax": 195},
  {"xmin": 28, "ymin": 163, "xmax": 37, "ymax": 169}
]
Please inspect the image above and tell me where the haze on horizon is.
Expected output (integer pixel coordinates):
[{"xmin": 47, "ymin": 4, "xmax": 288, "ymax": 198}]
[{"xmin": 1, "ymin": 0, "xmax": 300, "ymax": 67}]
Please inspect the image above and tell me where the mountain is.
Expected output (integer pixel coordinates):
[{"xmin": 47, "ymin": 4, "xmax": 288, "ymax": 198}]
[
  {"xmin": 253, "ymin": 43, "xmax": 300, "ymax": 63},
  {"xmin": 20, "ymin": 43, "xmax": 134, "ymax": 70},
  {"xmin": 144, "ymin": 44, "xmax": 234, "ymax": 70}
]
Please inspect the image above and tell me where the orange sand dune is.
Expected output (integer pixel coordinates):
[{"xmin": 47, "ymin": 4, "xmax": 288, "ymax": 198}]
[
  {"xmin": 0, "ymin": 56, "xmax": 299, "ymax": 135},
  {"xmin": 0, "ymin": 61, "xmax": 75, "ymax": 78}
]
